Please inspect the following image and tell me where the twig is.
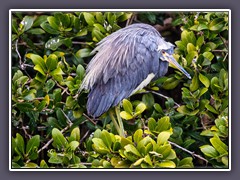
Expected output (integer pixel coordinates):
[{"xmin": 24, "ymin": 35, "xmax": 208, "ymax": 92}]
[
  {"xmin": 80, "ymin": 130, "xmax": 90, "ymax": 144},
  {"xmin": 145, "ymin": 90, "xmax": 181, "ymax": 107},
  {"xmin": 54, "ymin": 80, "xmax": 70, "ymax": 96},
  {"xmin": 59, "ymin": 109, "xmax": 73, "ymax": 126},
  {"xmin": 219, "ymin": 34, "xmax": 228, "ymax": 51},
  {"xmin": 22, "ymin": 126, "xmax": 31, "ymax": 139},
  {"xmin": 15, "ymin": 39, "xmax": 24, "ymax": 70},
  {"xmin": 82, "ymin": 113, "xmax": 97, "ymax": 125},
  {"xmin": 168, "ymin": 140, "xmax": 208, "ymax": 164},
  {"xmin": 72, "ymin": 41, "xmax": 89, "ymax": 45},
  {"xmin": 212, "ymin": 49, "xmax": 228, "ymax": 53},
  {"xmin": 222, "ymin": 52, "xmax": 229, "ymax": 62},
  {"xmin": 37, "ymin": 124, "xmax": 72, "ymax": 154},
  {"xmin": 126, "ymin": 13, "xmax": 136, "ymax": 26}
]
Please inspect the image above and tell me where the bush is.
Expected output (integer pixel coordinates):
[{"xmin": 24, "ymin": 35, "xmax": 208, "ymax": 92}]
[{"xmin": 11, "ymin": 11, "xmax": 229, "ymax": 169}]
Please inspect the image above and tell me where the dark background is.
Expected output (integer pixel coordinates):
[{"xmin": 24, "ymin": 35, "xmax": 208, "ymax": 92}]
[{"xmin": 1, "ymin": 0, "xmax": 238, "ymax": 179}]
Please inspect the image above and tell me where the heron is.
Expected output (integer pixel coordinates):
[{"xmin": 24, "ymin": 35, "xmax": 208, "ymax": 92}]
[{"xmin": 78, "ymin": 23, "xmax": 191, "ymax": 136}]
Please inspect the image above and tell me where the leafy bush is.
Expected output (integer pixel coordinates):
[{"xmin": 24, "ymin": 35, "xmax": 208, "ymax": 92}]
[{"xmin": 11, "ymin": 11, "xmax": 229, "ymax": 169}]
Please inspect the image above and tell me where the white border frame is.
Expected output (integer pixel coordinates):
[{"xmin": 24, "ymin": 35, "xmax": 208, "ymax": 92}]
[{"xmin": 9, "ymin": 9, "xmax": 231, "ymax": 171}]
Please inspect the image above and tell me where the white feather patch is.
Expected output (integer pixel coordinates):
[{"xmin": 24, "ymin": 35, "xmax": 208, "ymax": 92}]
[{"xmin": 130, "ymin": 73, "xmax": 155, "ymax": 95}]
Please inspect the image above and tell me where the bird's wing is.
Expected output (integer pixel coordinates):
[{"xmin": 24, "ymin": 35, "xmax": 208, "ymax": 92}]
[{"xmin": 84, "ymin": 28, "xmax": 164, "ymax": 117}]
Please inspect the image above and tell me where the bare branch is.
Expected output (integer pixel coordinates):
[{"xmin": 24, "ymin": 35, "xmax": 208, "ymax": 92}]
[
  {"xmin": 168, "ymin": 140, "xmax": 208, "ymax": 165},
  {"xmin": 145, "ymin": 90, "xmax": 181, "ymax": 107}
]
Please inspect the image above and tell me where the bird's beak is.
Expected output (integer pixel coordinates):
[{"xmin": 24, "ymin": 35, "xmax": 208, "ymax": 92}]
[{"xmin": 165, "ymin": 53, "xmax": 191, "ymax": 79}]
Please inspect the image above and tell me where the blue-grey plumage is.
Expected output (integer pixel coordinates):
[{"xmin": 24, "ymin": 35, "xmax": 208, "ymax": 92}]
[{"xmin": 80, "ymin": 23, "xmax": 191, "ymax": 118}]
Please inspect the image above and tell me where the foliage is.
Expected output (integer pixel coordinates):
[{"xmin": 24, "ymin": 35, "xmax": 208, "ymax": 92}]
[{"xmin": 11, "ymin": 11, "xmax": 229, "ymax": 169}]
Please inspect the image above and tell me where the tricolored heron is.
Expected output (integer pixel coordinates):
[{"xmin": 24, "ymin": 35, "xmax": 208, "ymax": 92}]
[{"xmin": 79, "ymin": 23, "xmax": 191, "ymax": 136}]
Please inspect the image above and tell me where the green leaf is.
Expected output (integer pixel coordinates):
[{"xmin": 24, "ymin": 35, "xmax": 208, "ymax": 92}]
[
  {"xmin": 135, "ymin": 102, "xmax": 147, "ymax": 115},
  {"xmin": 68, "ymin": 141, "xmax": 79, "ymax": 151},
  {"xmin": 133, "ymin": 158, "xmax": 144, "ymax": 166},
  {"xmin": 101, "ymin": 130, "xmax": 113, "ymax": 150},
  {"xmin": 222, "ymin": 156, "xmax": 228, "ymax": 166},
  {"xmin": 187, "ymin": 43, "xmax": 196, "ymax": 53},
  {"xmin": 199, "ymin": 73, "xmax": 210, "ymax": 88},
  {"xmin": 34, "ymin": 64, "xmax": 46, "ymax": 76},
  {"xmin": 76, "ymin": 28, "xmax": 88, "ymax": 37},
  {"xmin": 44, "ymin": 79, "xmax": 56, "ymax": 93},
  {"xmin": 124, "ymin": 144, "xmax": 141, "ymax": 157},
  {"xmin": 50, "ymin": 67, "xmax": 64, "ymax": 76},
  {"xmin": 196, "ymin": 36, "xmax": 204, "ymax": 48},
  {"xmin": 22, "ymin": 89, "xmax": 36, "ymax": 101},
  {"xmin": 133, "ymin": 129, "xmax": 143, "ymax": 144},
  {"xmin": 177, "ymin": 105, "xmax": 199, "ymax": 116},
  {"xmin": 70, "ymin": 127, "xmax": 80, "ymax": 142},
  {"xmin": 148, "ymin": 118, "xmax": 156, "ymax": 131},
  {"xmin": 120, "ymin": 111, "xmax": 133, "ymax": 120},
  {"xmin": 40, "ymin": 160, "xmax": 49, "ymax": 168},
  {"xmin": 190, "ymin": 73, "xmax": 199, "ymax": 92},
  {"xmin": 203, "ymin": 52, "xmax": 214, "ymax": 61},
  {"xmin": 153, "ymin": 103, "xmax": 163, "ymax": 114},
  {"xmin": 93, "ymin": 23, "xmax": 106, "ymax": 33},
  {"xmin": 181, "ymin": 30, "xmax": 196, "ymax": 46},
  {"xmin": 24, "ymin": 162, "xmax": 38, "ymax": 168},
  {"xmin": 26, "ymin": 135, "xmax": 40, "ymax": 155},
  {"xmin": 83, "ymin": 12, "xmax": 95, "ymax": 26},
  {"xmin": 122, "ymin": 99, "xmax": 133, "ymax": 114},
  {"xmin": 92, "ymin": 138, "xmax": 110, "ymax": 154},
  {"xmin": 142, "ymin": 93, "xmax": 154, "ymax": 109},
  {"xmin": 16, "ymin": 102, "xmax": 34, "ymax": 112},
  {"xmin": 52, "ymin": 128, "xmax": 68, "ymax": 149},
  {"xmin": 210, "ymin": 135, "xmax": 228, "ymax": 156},
  {"xmin": 157, "ymin": 131, "xmax": 171, "ymax": 145},
  {"xmin": 28, "ymin": 28, "xmax": 45, "ymax": 35},
  {"xmin": 156, "ymin": 116, "xmax": 171, "ymax": 132},
  {"xmin": 92, "ymin": 28, "xmax": 105, "ymax": 42},
  {"xmin": 26, "ymin": 53, "xmax": 47, "ymax": 72},
  {"xmin": 15, "ymin": 133, "xmax": 25, "ymax": 156},
  {"xmin": 19, "ymin": 16, "xmax": 34, "ymax": 32},
  {"xmin": 144, "ymin": 154, "xmax": 153, "ymax": 166},
  {"xmin": 200, "ymin": 145, "xmax": 219, "ymax": 158},
  {"xmin": 159, "ymin": 161, "xmax": 176, "ymax": 168},
  {"xmin": 33, "ymin": 15, "xmax": 48, "ymax": 27},
  {"xmin": 205, "ymin": 104, "xmax": 219, "ymax": 114},
  {"xmin": 178, "ymin": 157, "xmax": 194, "ymax": 168},
  {"xmin": 47, "ymin": 16, "xmax": 60, "ymax": 30},
  {"xmin": 40, "ymin": 22, "xmax": 59, "ymax": 34},
  {"xmin": 209, "ymin": 18, "xmax": 225, "ymax": 31},
  {"xmin": 95, "ymin": 12, "xmax": 104, "ymax": 24},
  {"xmin": 76, "ymin": 48, "xmax": 92, "ymax": 58},
  {"xmin": 76, "ymin": 64, "xmax": 85, "ymax": 80},
  {"xmin": 45, "ymin": 37, "xmax": 63, "ymax": 51},
  {"xmin": 46, "ymin": 54, "xmax": 58, "ymax": 71},
  {"xmin": 162, "ymin": 77, "xmax": 181, "ymax": 90}
]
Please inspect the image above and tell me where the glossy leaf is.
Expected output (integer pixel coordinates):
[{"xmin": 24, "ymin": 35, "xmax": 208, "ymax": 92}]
[
  {"xmin": 120, "ymin": 111, "xmax": 133, "ymax": 120},
  {"xmin": 200, "ymin": 145, "xmax": 219, "ymax": 157},
  {"xmin": 52, "ymin": 128, "xmax": 68, "ymax": 149},
  {"xmin": 122, "ymin": 99, "xmax": 133, "ymax": 114},
  {"xmin": 199, "ymin": 73, "xmax": 210, "ymax": 88}
]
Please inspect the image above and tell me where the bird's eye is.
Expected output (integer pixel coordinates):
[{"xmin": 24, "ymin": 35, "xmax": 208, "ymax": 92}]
[{"xmin": 162, "ymin": 50, "xmax": 165, "ymax": 54}]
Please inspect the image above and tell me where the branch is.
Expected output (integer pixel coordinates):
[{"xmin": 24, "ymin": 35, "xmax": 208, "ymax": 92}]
[
  {"xmin": 82, "ymin": 113, "xmax": 97, "ymax": 125},
  {"xmin": 168, "ymin": 140, "xmax": 208, "ymax": 164},
  {"xmin": 212, "ymin": 49, "xmax": 228, "ymax": 53},
  {"xmin": 145, "ymin": 90, "xmax": 180, "ymax": 107},
  {"xmin": 15, "ymin": 39, "xmax": 24, "ymax": 70},
  {"xmin": 37, "ymin": 123, "xmax": 72, "ymax": 154},
  {"xmin": 80, "ymin": 130, "xmax": 90, "ymax": 144}
]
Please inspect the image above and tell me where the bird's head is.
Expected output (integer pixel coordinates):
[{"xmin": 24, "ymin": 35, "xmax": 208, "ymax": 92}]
[{"xmin": 158, "ymin": 46, "xmax": 191, "ymax": 79}]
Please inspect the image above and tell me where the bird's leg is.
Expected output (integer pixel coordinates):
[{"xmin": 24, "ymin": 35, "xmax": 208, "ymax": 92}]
[
  {"xmin": 115, "ymin": 105, "xmax": 125, "ymax": 137},
  {"xmin": 109, "ymin": 109, "xmax": 121, "ymax": 136}
]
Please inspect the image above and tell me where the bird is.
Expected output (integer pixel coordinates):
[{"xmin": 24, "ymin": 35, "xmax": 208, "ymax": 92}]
[{"xmin": 80, "ymin": 23, "xmax": 191, "ymax": 119}]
